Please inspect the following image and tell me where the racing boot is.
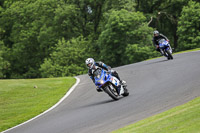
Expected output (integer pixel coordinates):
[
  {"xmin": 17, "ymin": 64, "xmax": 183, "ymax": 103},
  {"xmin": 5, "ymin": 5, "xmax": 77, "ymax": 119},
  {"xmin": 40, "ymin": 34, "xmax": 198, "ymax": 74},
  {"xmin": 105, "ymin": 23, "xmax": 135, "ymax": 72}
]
[
  {"xmin": 120, "ymin": 80, "xmax": 127, "ymax": 87},
  {"xmin": 96, "ymin": 87, "xmax": 103, "ymax": 92}
]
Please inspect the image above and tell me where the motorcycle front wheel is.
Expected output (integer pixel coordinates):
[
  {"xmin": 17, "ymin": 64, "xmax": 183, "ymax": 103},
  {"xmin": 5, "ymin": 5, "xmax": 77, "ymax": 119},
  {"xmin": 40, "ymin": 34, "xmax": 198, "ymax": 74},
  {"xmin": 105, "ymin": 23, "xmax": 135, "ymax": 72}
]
[
  {"xmin": 104, "ymin": 84, "xmax": 119, "ymax": 100},
  {"xmin": 122, "ymin": 86, "xmax": 129, "ymax": 97},
  {"xmin": 166, "ymin": 50, "xmax": 173, "ymax": 60}
]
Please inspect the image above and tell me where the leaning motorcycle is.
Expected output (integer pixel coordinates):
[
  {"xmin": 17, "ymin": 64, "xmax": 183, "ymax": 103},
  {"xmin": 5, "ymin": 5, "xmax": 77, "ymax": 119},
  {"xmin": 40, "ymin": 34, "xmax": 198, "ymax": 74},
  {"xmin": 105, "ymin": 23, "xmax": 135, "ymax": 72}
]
[
  {"xmin": 159, "ymin": 39, "xmax": 173, "ymax": 60},
  {"xmin": 93, "ymin": 68, "xmax": 129, "ymax": 100}
]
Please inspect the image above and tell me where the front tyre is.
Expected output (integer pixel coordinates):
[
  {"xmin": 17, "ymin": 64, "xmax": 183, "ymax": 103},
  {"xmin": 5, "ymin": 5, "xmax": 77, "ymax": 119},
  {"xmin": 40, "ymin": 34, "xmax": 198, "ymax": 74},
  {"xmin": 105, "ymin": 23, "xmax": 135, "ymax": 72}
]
[
  {"xmin": 104, "ymin": 84, "xmax": 119, "ymax": 100},
  {"xmin": 166, "ymin": 50, "xmax": 173, "ymax": 60},
  {"xmin": 122, "ymin": 86, "xmax": 129, "ymax": 97}
]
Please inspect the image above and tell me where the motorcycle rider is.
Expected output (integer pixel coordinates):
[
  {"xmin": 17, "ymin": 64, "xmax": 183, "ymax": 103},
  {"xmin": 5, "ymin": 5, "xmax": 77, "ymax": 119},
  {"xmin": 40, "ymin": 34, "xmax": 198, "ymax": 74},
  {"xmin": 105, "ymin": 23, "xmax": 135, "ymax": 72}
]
[
  {"xmin": 85, "ymin": 58, "xmax": 125, "ymax": 92},
  {"xmin": 152, "ymin": 30, "xmax": 170, "ymax": 55}
]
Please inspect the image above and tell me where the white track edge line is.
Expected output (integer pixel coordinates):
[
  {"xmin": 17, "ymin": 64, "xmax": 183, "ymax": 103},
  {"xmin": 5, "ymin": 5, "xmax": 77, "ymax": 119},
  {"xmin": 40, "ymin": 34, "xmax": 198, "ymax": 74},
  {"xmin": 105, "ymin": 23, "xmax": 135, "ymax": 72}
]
[{"xmin": 1, "ymin": 77, "xmax": 80, "ymax": 133}]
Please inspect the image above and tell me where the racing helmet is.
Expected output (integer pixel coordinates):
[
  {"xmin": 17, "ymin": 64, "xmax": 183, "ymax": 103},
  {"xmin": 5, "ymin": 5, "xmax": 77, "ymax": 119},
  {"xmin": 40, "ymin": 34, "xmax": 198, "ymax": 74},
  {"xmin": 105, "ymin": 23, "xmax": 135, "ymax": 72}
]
[
  {"xmin": 85, "ymin": 58, "xmax": 95, "ymax": 69},
  {"xmin": 153, "ymin": 30, "xmax": 159, "ymax": 36}
]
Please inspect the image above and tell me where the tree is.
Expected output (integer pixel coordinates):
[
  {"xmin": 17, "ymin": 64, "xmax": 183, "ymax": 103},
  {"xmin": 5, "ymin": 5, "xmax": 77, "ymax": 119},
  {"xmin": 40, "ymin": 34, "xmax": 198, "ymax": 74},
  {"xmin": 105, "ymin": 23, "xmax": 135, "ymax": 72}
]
[
  {"xmin": 40, "ymin": 36, "xmax": 94, "ymax": 78},
  {"xmin": 177, "ymin": 0, "xmax": 200, "ymax": 50},
  {"xmin": 0, "ymin": 0, "xmax": 83, "ymax": 78},
  {"xmin": 135, "ymin": 0, "xmax": 190, "ymax": 50},
  {"xmin": 0, "ymin": 42, "xmax": 10, "ymax": 78},
  {"xmin": 65, "ymin": 0, "xmax": 136, "ymax": 38},
  {"xmin": 125, "ymin": 44, "xmax": 159, "ymax": 64},
  {"xmin": 1, "ymin": 0, "xmax": 199, "ymax": 79},
  {"xmin": 98, "ymin": 9, "xmax": 153, "ymax": 66}
]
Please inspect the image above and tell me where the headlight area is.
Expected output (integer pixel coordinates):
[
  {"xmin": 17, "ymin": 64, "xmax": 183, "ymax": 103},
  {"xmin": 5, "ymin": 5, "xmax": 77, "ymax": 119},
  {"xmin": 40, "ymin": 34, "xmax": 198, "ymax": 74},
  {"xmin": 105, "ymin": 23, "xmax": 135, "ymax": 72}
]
[
  {"xmin": 100, "ymin": 80, "xmax": 104, "ymax": 85},
  {"xmin": 97, "ymin": 79, "xmax": 104, "ymax": 85},
  {"xmin": 96, "ymin": 80, "xmax": 104, "ymax": 86},
  {"xmin": 96, "ymin": 80, "xmax": 104, "ymax": 87}
]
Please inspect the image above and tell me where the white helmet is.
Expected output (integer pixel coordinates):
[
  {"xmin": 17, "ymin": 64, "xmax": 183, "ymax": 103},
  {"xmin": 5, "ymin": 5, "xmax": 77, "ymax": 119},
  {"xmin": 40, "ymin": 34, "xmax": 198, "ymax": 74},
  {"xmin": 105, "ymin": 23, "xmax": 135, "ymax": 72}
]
[
  {"xmin": 153, "ymin": 30, "xmax": 159, "ymax": 35},
  {"xmin": 85, "ymin": 58, "xmax": 95, "ymax": 68}
]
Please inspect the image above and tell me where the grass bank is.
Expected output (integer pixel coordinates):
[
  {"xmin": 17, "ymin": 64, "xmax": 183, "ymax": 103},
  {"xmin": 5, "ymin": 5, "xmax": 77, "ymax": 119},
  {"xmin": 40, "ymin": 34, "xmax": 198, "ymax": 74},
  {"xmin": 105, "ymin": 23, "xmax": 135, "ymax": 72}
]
[
  {"xmin": 145, "ymin": 48, "xmax": 200, "ymax": 61},
  {"xmin": 0, "ymin": 77, "xmax": 76, "ymax": 132},
  {"xmin": 112, "ymin": 96, "xmax": 200, "ymax": 133}
]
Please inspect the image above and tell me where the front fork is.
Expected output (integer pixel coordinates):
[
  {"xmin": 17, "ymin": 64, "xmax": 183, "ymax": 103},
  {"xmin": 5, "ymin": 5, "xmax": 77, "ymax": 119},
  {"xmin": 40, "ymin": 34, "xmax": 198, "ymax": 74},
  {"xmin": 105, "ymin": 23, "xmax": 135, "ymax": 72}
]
[
  {"xmin": 115, "ymin": 84, "xmax": 125, "ymax": 95},
  {"xmin": 160, "ymin": 44, "xmax": 172, "ymax": 57},
  {"xmin": 111, "ymin": 77, "xmax": 125, "ymax": 95},
  {"xmin": 168, "ymin": 44, "xmax": 172, "ymax": 54}
]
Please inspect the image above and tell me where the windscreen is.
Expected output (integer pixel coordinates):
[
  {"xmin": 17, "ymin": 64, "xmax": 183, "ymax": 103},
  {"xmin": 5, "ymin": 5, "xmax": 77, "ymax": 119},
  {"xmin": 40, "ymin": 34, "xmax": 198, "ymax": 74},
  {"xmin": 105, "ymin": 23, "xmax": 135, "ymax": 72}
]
[{"xmin": 159, "ymin": 39, "xmax": 165, "ymax": 44}]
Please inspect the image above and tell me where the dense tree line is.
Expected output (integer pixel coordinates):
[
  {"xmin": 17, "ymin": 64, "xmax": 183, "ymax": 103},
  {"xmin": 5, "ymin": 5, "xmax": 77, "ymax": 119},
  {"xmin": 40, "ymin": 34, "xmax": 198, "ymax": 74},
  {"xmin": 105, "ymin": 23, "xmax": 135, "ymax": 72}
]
[{"xmin": 0, "ymin": 0, "xmax": 199, "ymax": 78}]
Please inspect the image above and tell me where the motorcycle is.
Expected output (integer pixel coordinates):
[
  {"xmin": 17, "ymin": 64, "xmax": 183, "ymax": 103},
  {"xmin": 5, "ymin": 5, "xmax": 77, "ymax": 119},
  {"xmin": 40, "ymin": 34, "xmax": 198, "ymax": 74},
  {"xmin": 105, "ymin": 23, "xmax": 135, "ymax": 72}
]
[
  {"xmin": 159, "ymin": 39, "xmax": 173, "ymax": 60},
  {"xmin": 93, "ymin": 68, "xmax": 129, "ymax": 100}
]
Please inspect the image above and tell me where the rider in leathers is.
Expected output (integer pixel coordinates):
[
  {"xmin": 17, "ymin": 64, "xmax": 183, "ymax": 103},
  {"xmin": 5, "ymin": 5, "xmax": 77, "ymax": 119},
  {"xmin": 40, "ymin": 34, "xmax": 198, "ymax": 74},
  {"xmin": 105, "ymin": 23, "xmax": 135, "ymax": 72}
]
[
  {"xmin": 85, "ymin": 58, "xmax": 124, "ymax": 92},
  {"xmin": 152, "ymin": 30, "xmax": 169, "ymax": 54}
]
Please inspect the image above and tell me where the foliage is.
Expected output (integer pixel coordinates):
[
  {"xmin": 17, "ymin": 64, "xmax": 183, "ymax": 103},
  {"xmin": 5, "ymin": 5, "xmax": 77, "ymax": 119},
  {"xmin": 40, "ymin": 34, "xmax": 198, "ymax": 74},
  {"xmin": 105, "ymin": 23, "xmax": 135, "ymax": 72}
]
[
  {"xmin": 98, "ymin": 9, "xmax": 153, "ymax": 66},
  {"xmin": 40, "ymin": 36, "xmax": 94, "ymax": 78},
  {"xmin": 103, "ymin": 0, "xmax": 136, "ymax": 12},
  {"xmin": 135, "ymin": 0, "xmax": 190, "ymax": 49},
  {"xmin": 125, "ymin": 44, "xmax": 159, "ymax": 64},
  {"xmin": 0, "ymin": 0, "xmax": 82, "ymax": 78},
  {"xmin": 177, "ymin": 0, "xmax": 200, "ymax": 50},
  {"xmin": 0, "ymin": 43, "xmax": 10, "ymax": 78},
  {"xmin": 0, "ymin": 0, "xmax": 200, "ymax": 78}
]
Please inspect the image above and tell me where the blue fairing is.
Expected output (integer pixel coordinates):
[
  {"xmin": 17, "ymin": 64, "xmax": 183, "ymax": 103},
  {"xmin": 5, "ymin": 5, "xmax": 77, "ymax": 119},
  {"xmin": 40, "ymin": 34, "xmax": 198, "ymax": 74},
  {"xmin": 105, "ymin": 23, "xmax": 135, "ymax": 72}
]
[
  {"xmin": 94, "ymin": 69, "xmax": 111, "ymax": 88},
  {"xmin": 159, "ymin": 39, "xmax": 170, "ymax": 51}
]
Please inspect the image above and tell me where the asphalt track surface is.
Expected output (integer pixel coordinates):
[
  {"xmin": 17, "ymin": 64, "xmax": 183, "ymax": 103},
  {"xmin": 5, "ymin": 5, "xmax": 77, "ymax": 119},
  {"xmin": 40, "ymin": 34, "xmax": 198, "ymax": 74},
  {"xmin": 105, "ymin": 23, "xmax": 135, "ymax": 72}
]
[{"xmin": 3, "ymin": 51, "xmax": 200, "ymax": 133}]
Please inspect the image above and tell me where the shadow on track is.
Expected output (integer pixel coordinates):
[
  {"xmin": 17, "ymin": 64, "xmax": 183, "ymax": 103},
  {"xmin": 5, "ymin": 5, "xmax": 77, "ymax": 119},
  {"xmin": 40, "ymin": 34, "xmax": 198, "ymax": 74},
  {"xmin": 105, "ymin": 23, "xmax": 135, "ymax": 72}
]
[
  {"xmin": 78, "ymin": 97, "xmax": 123, "ymax": 109},
  {"xmin": 145, "ymin": 59, "xmax": 169, "ymax": 65}
]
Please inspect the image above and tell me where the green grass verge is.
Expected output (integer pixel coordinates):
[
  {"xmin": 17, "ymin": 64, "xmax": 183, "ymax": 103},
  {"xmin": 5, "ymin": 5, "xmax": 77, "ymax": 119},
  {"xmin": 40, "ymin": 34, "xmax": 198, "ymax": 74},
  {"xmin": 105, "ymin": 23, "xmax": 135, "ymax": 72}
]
[
  {"xmin": 0, "ymin": 77, "xmax": 76, "ymax": 132},
  {"xmin": 145, "ymin": 48, "xmax": 200, "ymax": 61},
  {"xmin": 112, "ymin": 97, "xmax": 200, "ymax": 133},
  {"xmin": 174, "ymin": 48, "xmax": 200, "ymax": 54}
]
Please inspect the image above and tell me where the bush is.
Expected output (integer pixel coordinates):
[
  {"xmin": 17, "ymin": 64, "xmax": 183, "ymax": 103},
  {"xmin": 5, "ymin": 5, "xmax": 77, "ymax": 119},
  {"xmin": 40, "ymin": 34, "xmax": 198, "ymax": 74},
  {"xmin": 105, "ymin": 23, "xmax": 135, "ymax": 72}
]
[
  {"xmin": 125, "ymin": 44, "xmax": 159, "ymax": 64},
  {"xmin": 177, "ymin": 0, "xmax": 200, "ymax": 50},
  {"xmin": 0, "ymin": 44, "xmax": 10, "ymax": 78},
  {"xmin": 40, "ymin": 37, "xmax": 93, "ymax": 78},
  {"xmin": 98, "ymin": 9, "xmax": 153, "ymax": 67}
]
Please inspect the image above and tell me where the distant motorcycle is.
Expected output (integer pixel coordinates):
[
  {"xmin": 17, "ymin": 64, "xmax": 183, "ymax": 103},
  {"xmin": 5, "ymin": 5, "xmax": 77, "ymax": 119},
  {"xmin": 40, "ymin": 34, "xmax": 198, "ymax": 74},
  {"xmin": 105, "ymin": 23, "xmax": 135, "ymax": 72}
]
[
  {"xmin": 159, "ymin": 39, "xmax": 173, "ymax": 60},
  {"xmin": 93, "ymin": 68, "xmax": 129, "ymax": 100}
]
